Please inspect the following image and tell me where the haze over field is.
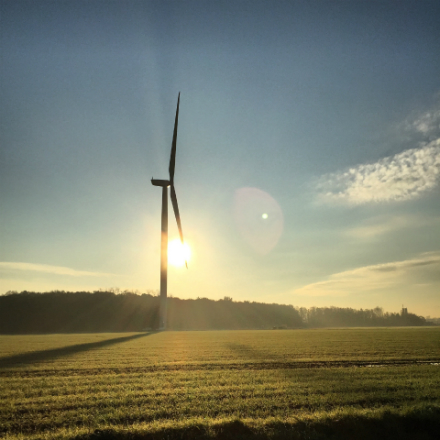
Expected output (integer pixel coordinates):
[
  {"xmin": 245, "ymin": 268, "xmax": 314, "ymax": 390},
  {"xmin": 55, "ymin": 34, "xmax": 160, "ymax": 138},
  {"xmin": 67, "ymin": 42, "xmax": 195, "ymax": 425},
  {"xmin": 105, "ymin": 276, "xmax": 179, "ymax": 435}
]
[{"xmin": 1, "ymin": 1, "xmax": 440, "ymax": 316}]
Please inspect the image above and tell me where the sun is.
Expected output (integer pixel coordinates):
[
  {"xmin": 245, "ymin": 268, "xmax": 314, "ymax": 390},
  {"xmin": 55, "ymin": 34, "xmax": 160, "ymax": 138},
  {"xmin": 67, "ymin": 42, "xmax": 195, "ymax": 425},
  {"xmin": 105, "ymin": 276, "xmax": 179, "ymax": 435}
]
[{"xmin": 168, "ymin": 239, "xmax": 191, "ymax": 267}]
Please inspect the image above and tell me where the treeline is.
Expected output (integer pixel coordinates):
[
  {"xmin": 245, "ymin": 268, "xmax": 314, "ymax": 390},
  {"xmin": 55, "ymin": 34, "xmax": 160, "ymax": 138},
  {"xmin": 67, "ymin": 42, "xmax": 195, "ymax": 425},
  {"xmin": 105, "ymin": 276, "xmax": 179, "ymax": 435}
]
[
  {"xmin": 0, "ymin": 291, "xmax": 303, "ymax": 333},
  {"xmin": 298, "ymin": 306, "xmax": 427, "ymax": 328},
  {"xmin": 0, "ymin": 290, "xmax": 428, "ymax": 334}
]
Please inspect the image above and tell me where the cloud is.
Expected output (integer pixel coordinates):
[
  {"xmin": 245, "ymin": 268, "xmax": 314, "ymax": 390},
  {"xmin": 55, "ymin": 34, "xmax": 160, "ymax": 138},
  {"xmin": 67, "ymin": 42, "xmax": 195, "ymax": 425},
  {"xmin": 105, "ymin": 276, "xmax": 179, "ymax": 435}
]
[
  {"xmin": 345, "ymin": 214, "xmax": 439, "ymax": 239},
  {"xmin": 317, "ymin": 102, "xmax": 440, "ymax": 205},
  {"xmin": 0, "ymin": 262, "xmax": 111, "ymax": 277},
  {"xmin": 317, "ymin": 139, "xmax": 440, "ymax": 204},
  {"xmin": 293, "ymin": 252, "xmax": 440, "ymax": 297},
  {"xmin": 408, "ymin": 106, "xmax": 440, "ymax": 137}
]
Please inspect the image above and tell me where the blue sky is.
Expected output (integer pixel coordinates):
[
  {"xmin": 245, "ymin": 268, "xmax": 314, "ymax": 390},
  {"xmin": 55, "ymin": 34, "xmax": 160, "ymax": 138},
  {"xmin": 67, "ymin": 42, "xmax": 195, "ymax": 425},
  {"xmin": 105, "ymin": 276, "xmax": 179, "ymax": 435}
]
[{"xmin": 1, "ymin": 1, "xmax": 439, "ymax": 316}]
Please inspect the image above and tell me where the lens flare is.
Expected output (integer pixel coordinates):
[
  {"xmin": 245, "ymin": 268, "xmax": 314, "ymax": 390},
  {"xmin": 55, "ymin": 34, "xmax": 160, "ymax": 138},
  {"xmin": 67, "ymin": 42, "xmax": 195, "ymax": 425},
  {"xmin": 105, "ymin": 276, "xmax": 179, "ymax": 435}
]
[{"xmin": 233, "ymin": 187, "xmax": 284, "ymax": 255}]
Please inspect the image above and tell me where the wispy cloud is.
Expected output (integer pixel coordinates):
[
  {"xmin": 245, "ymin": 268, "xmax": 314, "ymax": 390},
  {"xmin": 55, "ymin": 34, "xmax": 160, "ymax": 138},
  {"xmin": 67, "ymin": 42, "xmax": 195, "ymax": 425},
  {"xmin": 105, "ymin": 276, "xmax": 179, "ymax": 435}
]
[
  {"xmin": 317, "ymin": 139, "xmax": 440, "ymax": 204},
  {"xmin": 293, "ymin": 252, "xmax": 440, "ymax": 297},
  {"xmin": 345, "ymin": 214, "xmax": 439, "ymax": 239},
  {"xmin": 407, "ymin": 106, "xmax": 440, "ymax": 137},
  {"xmin": 0, "ymin": 262, "xmax": 111, "ymax": 277},
  {"xmin": 317, "ymin": 102, "xmax": 440, "ymax": 204}
]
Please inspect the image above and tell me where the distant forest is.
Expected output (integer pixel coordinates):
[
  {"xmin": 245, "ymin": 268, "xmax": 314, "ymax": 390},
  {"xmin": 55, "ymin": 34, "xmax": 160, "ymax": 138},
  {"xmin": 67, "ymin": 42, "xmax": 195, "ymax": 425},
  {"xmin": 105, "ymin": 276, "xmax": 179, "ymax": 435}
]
[{"xmin": 0, "ymin": 290, "xmax": 429, "ymax": 334}]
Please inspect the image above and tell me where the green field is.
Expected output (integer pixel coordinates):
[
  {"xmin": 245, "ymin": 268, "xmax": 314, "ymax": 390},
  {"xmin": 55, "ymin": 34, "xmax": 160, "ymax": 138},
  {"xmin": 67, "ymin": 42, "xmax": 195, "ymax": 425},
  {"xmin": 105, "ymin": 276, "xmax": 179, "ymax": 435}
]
[{"xmin": 1, "ymin": 328, "xmax": 439, "ymax": 439}]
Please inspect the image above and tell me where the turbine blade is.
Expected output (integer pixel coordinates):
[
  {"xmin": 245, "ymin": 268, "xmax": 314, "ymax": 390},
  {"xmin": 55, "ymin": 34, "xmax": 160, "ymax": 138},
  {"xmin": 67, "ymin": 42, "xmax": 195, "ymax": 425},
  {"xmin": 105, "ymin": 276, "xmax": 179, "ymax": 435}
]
[
  {"xmin": 171, "ymin": 184, "xmax": 188, "ymax": 268},
  {"xmin": 170, "ymin": 185, "xmax": 184, "ymax": 244},
  {"xmin": 169, "ymin": 92, "xmax": 180, "ymax": 183}
]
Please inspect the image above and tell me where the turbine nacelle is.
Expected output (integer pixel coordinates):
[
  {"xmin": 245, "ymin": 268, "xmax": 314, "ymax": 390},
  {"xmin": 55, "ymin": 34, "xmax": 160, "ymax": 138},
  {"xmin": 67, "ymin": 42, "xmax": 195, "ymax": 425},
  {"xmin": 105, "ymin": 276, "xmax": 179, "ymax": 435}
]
[{"xmin": 151, "ymin": 179, "xmax": 171, "ymax": 187}]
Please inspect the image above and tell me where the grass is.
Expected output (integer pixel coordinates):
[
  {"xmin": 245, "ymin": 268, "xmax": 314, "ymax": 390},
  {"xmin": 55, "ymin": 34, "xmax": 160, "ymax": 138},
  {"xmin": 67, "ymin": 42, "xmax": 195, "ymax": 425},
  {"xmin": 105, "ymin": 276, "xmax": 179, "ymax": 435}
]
[{"xmin": 1, "ymin": 328, "xmax": 439, "ymax": 439}]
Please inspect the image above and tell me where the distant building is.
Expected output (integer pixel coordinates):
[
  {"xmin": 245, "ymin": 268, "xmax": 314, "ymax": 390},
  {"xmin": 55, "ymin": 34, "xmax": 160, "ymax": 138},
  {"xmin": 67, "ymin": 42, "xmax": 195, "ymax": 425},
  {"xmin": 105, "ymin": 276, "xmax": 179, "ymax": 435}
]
[{"xmin": 401, "ymin": 306, "xmax": 408, "ymax": 316}]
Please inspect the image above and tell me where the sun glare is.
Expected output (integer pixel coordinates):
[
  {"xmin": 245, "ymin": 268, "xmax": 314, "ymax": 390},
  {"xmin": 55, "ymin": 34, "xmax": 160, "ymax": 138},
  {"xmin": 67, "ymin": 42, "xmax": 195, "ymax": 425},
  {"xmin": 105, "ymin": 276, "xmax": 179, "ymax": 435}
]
[{"xmin": 168, "ymin": 239, "xmax": 191, "ymax": 267}]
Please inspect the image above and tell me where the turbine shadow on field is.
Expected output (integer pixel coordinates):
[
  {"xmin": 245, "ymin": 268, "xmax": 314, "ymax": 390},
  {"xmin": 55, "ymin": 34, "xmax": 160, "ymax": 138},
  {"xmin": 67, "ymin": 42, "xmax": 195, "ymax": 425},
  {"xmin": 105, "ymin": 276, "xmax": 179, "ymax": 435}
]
[
  {"xmin": 0, "ymin": 332, "xmax": 155, "ymax": 369},
  {"xmin": 73, "ymin": 409, "xmax": 440, "ymax": 440}
]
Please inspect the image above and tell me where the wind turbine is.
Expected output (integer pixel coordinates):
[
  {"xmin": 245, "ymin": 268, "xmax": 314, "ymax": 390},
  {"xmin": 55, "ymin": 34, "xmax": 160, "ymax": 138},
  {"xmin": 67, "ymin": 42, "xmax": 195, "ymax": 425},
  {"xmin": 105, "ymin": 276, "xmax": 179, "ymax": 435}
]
[{"xmin": 151, "ymin": 93, "xmax": 186, "ymax": 330}]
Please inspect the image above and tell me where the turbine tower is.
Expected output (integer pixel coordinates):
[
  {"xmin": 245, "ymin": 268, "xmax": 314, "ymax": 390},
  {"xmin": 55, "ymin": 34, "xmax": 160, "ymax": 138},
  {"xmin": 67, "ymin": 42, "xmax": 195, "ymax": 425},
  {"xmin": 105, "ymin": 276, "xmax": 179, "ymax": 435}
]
[{"xmin": 151, "ymin": 93, "xmax": 186, "ymax": 330}]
